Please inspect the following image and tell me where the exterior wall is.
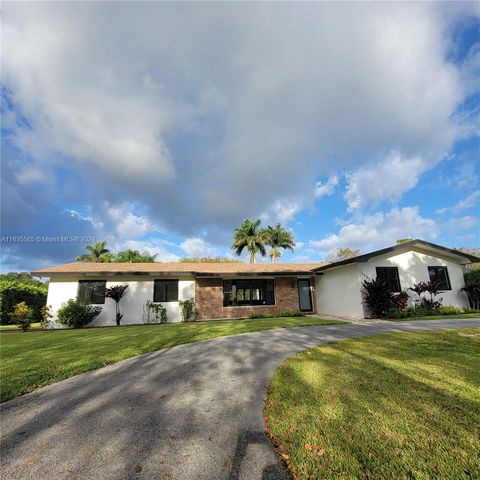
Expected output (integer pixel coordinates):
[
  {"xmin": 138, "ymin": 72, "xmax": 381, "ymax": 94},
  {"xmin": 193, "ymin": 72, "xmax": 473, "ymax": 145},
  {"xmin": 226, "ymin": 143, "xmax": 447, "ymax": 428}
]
[
  {"xmin": 195, "ymin": 276, "xmax": 315, "ymax": 320},
  {"xmin": 357, "ymin": 248, "xmax": 469, "ymax": 312},
  {"xmin": 46, "ymin": 275, "xmax": 195, "ymax": 327},
  {"xmin": 315, "ymin": 264, "xmax": 364, "ymax": 318}
]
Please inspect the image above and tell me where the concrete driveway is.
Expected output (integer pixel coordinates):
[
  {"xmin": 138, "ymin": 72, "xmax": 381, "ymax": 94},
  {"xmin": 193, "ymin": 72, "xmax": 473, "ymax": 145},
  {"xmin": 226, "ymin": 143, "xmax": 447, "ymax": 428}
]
[{"xmin": 1, "ymin": 318, "xmax": 479, "ymax": 480}]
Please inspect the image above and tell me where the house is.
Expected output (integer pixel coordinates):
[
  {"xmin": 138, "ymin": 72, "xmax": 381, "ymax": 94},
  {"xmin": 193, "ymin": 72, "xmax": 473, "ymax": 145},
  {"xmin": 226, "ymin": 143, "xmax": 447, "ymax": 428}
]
[
  {"xmin": 314, "ymin": 240, "xmax": 478, "ymax": 318},
  {"xmin": 31, "ymin": 240, "xmax": 478, "ymax": 325}
]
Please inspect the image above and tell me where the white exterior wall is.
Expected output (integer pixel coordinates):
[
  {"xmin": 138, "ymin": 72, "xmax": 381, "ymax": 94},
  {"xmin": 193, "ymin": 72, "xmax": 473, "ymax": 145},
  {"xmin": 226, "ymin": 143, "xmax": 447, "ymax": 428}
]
[
  {"xmin": 46, "ymin": 275, "xmax": 195, "ymax": 327},
  {"xmin": 358, "ymin": 248, "xmax": 469, "ymax": 313},
  {"xmin": 315, "ymin": 264, "xmax": 364, "ymax": 318}
]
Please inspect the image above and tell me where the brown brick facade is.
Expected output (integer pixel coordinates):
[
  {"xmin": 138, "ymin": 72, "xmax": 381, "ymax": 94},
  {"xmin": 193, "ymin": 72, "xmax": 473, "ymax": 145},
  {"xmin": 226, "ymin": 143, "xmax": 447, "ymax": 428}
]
[{"xmin": 195, "ymin": 276, "xmax": 316, "ymax": 320}]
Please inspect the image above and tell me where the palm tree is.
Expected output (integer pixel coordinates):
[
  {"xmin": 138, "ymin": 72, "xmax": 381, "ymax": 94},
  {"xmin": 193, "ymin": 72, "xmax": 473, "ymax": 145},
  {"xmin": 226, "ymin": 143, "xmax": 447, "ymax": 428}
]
[
  {"xmin": 105, "ymin": 284, "xmax": 129, "ymax": 326},
  {"xmin": 264, "ymin": 223, "xmax": 295, "ymax": 263},
  {"xmin": 231, "ymin": 219, "xmax": 266, "ymax": 263},
  {"xmin": 76, "ymin": 241, "xmax": 111, "ymax": 262}
]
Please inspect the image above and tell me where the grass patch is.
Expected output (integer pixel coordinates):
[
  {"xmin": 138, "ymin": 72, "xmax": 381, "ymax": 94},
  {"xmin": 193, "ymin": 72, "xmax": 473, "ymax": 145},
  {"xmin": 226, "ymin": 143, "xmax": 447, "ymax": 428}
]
[
  {"xmin": 0, "ymin": 322, "xmax": 42, "ymax": 330},
  {"xmin": 265, "ymin": 328, "xmax": 480, "ymax": 480},
  {"xmin": 0, "ymin": 316, "xmax": 344, "ymax": 403},
  {"xmin": 394, "ymin": 313, "xmax": 480, "ymax": 321}
]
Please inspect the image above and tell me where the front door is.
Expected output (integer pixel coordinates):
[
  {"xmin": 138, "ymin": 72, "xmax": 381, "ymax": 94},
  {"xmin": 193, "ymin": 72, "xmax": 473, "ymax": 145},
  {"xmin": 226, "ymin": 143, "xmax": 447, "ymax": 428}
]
[{"xmin": 297, "ymin": 279, "xmax": 312, "ymax": 312}]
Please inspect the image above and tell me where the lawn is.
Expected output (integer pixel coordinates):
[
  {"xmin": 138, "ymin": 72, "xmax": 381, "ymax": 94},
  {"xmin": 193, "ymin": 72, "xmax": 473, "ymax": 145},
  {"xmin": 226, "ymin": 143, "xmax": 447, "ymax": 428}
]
[
  {"xmin": 0, "ymin": 316, "xmax": 344, "ymax": 403},
  {"xmin": 0, "ymin": 322, "xmax": 42, "ymax": 330},
  {"xmin": 265, "ymin": 328, "xmax": 480, "ymax": 480}
]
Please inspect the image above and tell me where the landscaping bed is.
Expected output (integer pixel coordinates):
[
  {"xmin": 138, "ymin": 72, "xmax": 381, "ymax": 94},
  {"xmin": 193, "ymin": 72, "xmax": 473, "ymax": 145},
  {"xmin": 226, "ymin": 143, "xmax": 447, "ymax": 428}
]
[
  {"xmin": 0, "ymin": 316, "xmax": 345, "ymax": 402},
  {"xmin": 265, "ymin": 328, "xmax": 480, "ymax": 480}
]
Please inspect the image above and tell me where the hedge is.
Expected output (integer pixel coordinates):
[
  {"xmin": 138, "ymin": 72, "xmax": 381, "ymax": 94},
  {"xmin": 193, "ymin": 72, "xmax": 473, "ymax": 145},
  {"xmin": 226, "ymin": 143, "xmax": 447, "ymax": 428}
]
[{"xmin": 0, "ymin": 280, "xmax": 48, "ymax": 324}]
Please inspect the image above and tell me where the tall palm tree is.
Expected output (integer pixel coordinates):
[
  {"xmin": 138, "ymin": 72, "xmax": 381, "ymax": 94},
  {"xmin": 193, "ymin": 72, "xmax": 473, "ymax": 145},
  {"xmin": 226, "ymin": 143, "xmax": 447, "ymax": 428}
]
[
  {"xmin": 264, "ymin": 223, "xmax": 295, "ymax": 263},
  {"xmin": 76, "ymin": 241, "xmax": 111, "ymax": 263},
  {"xmin": 231, "ymin": 219, "xmax": 266, "ymax": 263}
]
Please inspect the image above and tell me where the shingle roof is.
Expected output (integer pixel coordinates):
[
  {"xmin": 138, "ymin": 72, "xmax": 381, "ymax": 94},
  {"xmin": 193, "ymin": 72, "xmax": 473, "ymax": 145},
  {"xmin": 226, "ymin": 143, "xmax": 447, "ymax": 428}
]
[{"xmin": 31, "ymin": 262, "xmax": 324, "ymax": 277}]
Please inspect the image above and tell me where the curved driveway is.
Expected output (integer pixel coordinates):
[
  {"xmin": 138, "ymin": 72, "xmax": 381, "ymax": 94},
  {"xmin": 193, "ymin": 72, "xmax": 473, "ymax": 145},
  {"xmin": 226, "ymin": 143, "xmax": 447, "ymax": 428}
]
[{"xmin": 1, "ymin": 318, "xmax": 479, "ymax": 480}]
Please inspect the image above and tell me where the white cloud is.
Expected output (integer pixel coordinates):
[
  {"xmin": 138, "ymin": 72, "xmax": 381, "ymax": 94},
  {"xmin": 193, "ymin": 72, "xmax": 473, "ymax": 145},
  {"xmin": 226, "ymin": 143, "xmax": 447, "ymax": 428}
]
[
  {"xmin": 345, "ymin": 152, "xmax": 428, "ymax": 211},
  {"xmin": 261, "ymin": 200, "xmax": 302, "ymax": 224},
  {"xmin": 310, "ymin": 207, "xmax": 437, "ymax": 257},
  {"xmin": 315, "ymin": 176, "xmax": 338, "ymax": 198},
  {"xmin": 436, "ymin": 190, "xmax": 480, "ymax": 214},
  {"xmin": 180, "ymin": 237, "xmax": 217, "ymax": 257},
  {"xmin": 444, "ymin": 215, "xmax": 478, "ymax": 231},
  {"xmin": 110, "ymin": 239, "xmax": 180, "ymax": 262},
  {"xmin": 2, "ymin": 2, "xmax": 471, "ymax": 235}
]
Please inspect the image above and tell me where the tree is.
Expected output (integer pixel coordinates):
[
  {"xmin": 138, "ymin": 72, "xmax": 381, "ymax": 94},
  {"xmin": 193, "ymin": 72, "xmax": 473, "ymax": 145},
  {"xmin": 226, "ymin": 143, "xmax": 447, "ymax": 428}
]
[
  {"xmin": 326, "ymin": 248, "xmax": 361, "ymax": 263},
  {"xmin": 231, "ymin": 219, "xmax": 266, "ymax": 263},
  {"xmin": 0, "ymin": 272, "xmax": 45, "ymax": 287},
  {"xmin": 114, "ymin": 249, "xmax": 157, "ymax": 263},
  {"xmin": 264, "ymin": 223, "xmax": 295, "ymax": 263},
  {"xmin": 105, "ymin": 284, "xmax": 129, "ymax": 326},
  {"xmin": 76, "ymin": 241, "xmax": 111, "ymax": 263}
]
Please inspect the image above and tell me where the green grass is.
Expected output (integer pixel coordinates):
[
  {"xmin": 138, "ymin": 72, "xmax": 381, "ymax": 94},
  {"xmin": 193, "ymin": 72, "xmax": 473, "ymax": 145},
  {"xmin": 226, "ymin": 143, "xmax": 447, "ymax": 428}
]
[
  {"xmin": 394, "ymin": 313, "xmax": 480, "ymax": 321},
  {"xmin": 265, "ymin": 328, "xmax": 480, "ymax": 480},
  {"xmin": 0, "ymin": 322, "xmax": 42, "ymax": 330},
  {"xmin": 0, "ymin": 316, "xmax": 344, "ymax": 403}
]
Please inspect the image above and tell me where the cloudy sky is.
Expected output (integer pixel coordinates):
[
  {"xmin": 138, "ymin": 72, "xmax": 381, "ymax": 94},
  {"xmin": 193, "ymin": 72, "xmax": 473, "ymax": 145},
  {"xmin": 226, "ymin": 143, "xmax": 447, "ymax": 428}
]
[{"xmin": 1, "ymin": 1, "xmax": 479, "ymax": 270}]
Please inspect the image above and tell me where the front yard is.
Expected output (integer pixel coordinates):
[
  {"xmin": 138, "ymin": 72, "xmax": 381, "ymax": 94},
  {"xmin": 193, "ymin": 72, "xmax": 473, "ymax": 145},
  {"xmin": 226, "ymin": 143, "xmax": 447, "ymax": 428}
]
[
  {"xmin": 265, "ymin": 328, "xmax": 480, "ymax": 480},
  {"xmin": 0, "ymin": 316, "xmax": 344, "ymax": 403}
]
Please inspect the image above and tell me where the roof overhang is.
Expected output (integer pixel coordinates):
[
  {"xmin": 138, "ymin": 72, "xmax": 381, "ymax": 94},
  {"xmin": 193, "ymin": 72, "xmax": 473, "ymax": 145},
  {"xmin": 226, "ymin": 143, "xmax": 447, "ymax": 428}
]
[{"xmin": 313, "ymin": 239, "xmax": 480, "ymax": 273}]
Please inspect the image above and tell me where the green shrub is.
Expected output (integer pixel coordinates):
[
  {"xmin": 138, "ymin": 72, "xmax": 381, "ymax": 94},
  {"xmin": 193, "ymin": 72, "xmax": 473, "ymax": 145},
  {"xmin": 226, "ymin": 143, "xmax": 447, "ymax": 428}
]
[
  {"xmin": 179, "ymin": 298, "xmax": 195, "ymax": 322},
  {"xmin": 0, "ymin": 280, "xmax": 47, "ymax": 324},
  {"xmin": 57, "ymin": 299, "xmax": 102, "ymax": 328},
  {"xmin": 249, "ymin": 310, "xmax": 305, "ymax": 319},
  {"xmin": 142, "ymin": 300, "xmax": 167, "ymax": 324},
  {"xmin": 464, "ymin": 269, "xmax": 480, "ymax": 285},
  {"xmin": 10, "ymin": 302, "xmax": 34, "ymax": 331},
  {"xmin": 437, "ymin": 306, "xmax": 463, "ymax": 315}
]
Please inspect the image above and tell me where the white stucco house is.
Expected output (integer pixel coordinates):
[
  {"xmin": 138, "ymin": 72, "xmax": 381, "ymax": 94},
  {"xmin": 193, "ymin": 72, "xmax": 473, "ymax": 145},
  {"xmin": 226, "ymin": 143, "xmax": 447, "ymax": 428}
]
[
  {"xmin": 31, "ymin": 239, "xmax": 478, "ymax": 326},
  {"xmin": 314, "ymin": 240, "xmax": 478, "ymax": 318}
]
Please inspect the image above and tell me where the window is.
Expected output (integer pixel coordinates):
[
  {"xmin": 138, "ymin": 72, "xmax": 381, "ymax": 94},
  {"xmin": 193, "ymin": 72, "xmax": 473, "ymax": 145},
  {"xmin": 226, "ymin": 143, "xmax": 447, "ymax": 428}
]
[
  {"xmin": 376, "ymin": 267, "xmax": 401, "ymax": 292},
  {"xmin": 428, "ymin": 266, "xmax": 451, "ymax": 290},
  {"xmin": 153, "ymin": 280, "xmax": 179, "ymax": 302},
  {"xmin": 223, "ymin": 279, "xmax": 275, "ymax": 307},
  {"xmin": 78, "ymin": 280, "xmax": 106, "ymax": 304}
]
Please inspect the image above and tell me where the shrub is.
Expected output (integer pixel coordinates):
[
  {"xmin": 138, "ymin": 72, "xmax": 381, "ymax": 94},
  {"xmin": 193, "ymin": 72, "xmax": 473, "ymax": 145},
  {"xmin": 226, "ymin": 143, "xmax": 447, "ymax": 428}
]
[
  {"xmin": 249, "ymin": 310, "xmax": 305, "ymax": 319},
  {"xmin": 142, "ymin": 300, "xmax": 167, "ymax": 324},
  {"xmin": 10, "ymin": 302, "xmax": 34, "ymax": 331},
  {"xmin": 361, "ymin": 278, "xmax": 396, "ymax": 318},
  {"xmin": 437, "ymin": 306, "xmax": 463, "ymax": 316},
  {"xmin": 461, "ymin": 271, "xmax": 480, "ymax": 310},
  {"xmin": 0, "ymin": 280, "xmax": 47, "ymax": 324},
  {"xmin": 409, "ymin": 281, "xmax": 443, "ymax": 310},
  {"xmin": 40, "ymin": 305, "xmax": 54, "ymax": 330},
  {"xmin": 179, "ymin": 298, "xmax": 195, "ymax": 322},
  {"xmin": 57, "ymin": 299, "xmax": 102, "ymax": 328}
]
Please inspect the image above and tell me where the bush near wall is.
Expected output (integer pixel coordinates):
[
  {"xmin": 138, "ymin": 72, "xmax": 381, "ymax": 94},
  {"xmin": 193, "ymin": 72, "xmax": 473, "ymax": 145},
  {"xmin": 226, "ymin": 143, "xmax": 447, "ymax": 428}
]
[{"xmin": 0, "ymin": 281, "xmax": 48, "ymax": 324}]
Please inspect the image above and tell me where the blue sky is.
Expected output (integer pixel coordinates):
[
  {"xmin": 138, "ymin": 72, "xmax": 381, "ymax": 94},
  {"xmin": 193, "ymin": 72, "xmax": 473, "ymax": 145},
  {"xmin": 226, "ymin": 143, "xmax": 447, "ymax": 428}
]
[{"xmin": 1, "ymin": 2, "xmax": 479, "ymax": 271}]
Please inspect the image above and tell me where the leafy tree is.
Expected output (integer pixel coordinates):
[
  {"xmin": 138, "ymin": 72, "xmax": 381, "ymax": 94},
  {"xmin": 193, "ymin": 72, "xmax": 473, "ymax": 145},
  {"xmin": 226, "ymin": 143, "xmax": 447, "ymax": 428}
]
[
  {"xmin": 232, "ymin": 219, "xmax": 266, "ymax": 263},
  {"xmin": 76, "ymin": 241, "xmax": 111, "ymax": 263},
  {"xmin": 114, "ymin": 249, "xmax": 157, "ymax": 263},
  {"xmin": 264, "ymin": 223, "xmax": 295, "ymax": 263},
  {"xmin": 179, "ymin": 257, "xmax": 242, "ymax": 263},
  {"xmin": 0, "ymin": 272, "xmax": 45, "ymax": 287},
  {"xmin": 0, "ymin": 281, "xmax": 47, "ymax": 324},
  {"xmin": 326, "ymin": 248, "xmax": 361, "ymax": 263},
  {"xmin": 396, "ymin": 238, "xmax": 413, "ymax": 244},
  {"xmin": 10, "ymin": 302, "xmax": 33, "ymax": 331},
  {"xmin": 105, "ymin": 284, "xmax": 129, "ymax": 326}
]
